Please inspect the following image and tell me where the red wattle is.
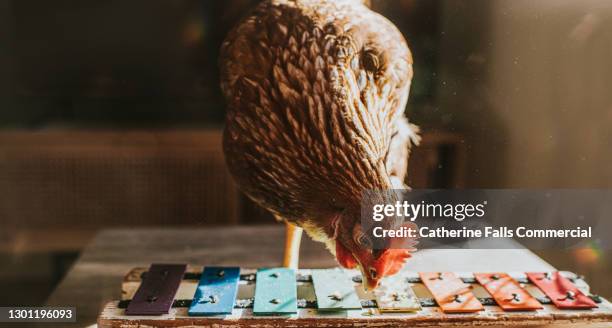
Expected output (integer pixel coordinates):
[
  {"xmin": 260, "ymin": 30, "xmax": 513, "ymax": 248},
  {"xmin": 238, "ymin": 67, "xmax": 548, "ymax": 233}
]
[{"xmin": 336, "ymin": 241, "xmax": 358, "ymax": 269}]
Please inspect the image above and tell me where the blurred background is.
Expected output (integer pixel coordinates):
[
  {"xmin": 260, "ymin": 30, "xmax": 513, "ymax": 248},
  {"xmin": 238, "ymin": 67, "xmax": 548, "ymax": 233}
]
[{"xmin": 1, "ymin": 0, "xmax": 611, "ymax": 306}]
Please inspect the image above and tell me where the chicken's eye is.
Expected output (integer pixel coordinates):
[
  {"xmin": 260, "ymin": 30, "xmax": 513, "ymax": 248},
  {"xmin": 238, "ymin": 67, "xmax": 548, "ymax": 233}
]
[
  {"xmin": 356, "ymin": 233, "xmax": 373, "ymax": 250},
  {"xmin": 372, "ymin": 248, "xmax": 385, "ymax": 258}
]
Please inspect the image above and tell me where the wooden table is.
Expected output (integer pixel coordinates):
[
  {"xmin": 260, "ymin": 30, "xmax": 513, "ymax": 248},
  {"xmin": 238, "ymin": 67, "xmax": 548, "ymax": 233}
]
[{"xmin": 46, "ymin": 226, "xmax": 557, "ymax": 327}]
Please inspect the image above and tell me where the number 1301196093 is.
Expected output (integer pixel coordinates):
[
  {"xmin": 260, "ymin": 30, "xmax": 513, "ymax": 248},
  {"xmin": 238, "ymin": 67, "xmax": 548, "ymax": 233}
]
[{"xmin": 1, "ymin": 307, "xmax": 76, "ymax": 322}]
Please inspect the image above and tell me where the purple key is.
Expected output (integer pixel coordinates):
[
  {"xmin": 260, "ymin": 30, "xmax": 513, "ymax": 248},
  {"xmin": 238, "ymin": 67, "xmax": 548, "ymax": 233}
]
[{"xmin": 125, "ymin": 264, "xmax": 187, "ymax": 315}]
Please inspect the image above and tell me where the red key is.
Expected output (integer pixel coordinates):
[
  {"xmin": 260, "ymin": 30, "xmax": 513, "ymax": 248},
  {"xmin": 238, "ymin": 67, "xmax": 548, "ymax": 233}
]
[
  {"xmin": 527, "ymin": 272, "xmax": 597, "ymax": 309},
  {"xmin": 474, "ymin": 273, "xmax": 542, "ymax": 311},
  {"xmin": 420, "ymin": 272, "xmax": 483, "ymax": 313}
]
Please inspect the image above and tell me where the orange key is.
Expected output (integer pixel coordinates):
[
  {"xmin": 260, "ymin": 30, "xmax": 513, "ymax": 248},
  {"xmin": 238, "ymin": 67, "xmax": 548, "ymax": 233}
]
[
  {"xmin": 420, "ymin": 272, "xmax": 483, "ymax": 313},
  {"xmin": 474, "ymin": 273, "xmax": 542, "ymax": 311},
  {"xmin": 527, "ymin": 272, "xmax": 597, "ymax": 309}
]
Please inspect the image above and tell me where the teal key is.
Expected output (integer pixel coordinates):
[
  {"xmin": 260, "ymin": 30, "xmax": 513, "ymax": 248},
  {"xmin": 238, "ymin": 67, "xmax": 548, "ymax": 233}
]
[
  {"xmin": 188, "ymin": 267, "xmax": 240, "ymax": 316},
  {"xmin": 253, "ymin": 268, "xmax": 297, "ymax": 315},
  {"xmin": 311, "ymin": 268, "xmax": 361, "ymax": 311}
]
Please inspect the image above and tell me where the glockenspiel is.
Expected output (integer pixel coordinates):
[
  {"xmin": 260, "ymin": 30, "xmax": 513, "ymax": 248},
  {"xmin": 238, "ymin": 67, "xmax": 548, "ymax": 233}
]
[{"xmin": 97, "ymin": 264, "xmax": 612, "ymax": 327}]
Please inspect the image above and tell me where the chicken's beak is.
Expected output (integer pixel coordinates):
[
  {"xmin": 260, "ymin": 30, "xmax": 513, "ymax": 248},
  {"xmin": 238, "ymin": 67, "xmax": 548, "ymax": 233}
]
[{"xmin": 357, "ymin": 263, "xmax": 379, "ymax": 291}]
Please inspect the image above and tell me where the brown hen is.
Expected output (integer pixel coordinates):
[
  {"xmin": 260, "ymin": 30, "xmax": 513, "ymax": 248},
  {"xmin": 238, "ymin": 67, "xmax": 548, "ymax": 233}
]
[{"xmin": 220, "ymin": 0, "xmax": 419, "ymax": 289}]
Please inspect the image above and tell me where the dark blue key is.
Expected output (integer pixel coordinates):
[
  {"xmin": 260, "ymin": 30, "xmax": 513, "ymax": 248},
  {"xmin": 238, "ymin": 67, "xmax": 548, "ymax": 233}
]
[{"xmin": 188, "ymin": 267, "xmax": 240, "ymax": 316}]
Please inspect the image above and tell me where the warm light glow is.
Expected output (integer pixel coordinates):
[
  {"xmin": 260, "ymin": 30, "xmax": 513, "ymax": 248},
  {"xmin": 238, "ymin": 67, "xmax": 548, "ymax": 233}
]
[{"xmin": 572, "ymin": 241, "xmax": 602, "ymax": 266}]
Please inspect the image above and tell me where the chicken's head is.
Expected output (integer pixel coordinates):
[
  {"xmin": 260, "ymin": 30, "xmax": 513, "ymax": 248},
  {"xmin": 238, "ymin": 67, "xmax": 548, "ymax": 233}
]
[{"xmin": 331, "ymin": 212, "xmax": 415, "ymax": 290}]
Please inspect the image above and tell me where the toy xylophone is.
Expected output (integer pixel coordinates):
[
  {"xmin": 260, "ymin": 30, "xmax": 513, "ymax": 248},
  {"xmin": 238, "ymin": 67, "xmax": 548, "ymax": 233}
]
[{"xmin": 98, "ymin": 264, "xmax": 612, "ymax": 327}]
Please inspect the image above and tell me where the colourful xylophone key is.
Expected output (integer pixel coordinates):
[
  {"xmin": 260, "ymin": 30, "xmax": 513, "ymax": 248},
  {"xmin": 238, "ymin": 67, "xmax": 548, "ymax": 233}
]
[
  {"xmin": 527, "ymin": 272, "xmax": 597, "ymax": 309},
  {"xmin": 188, "ymin": 267, "xmax": 240, "ymax": 316},
  {"xmin": 420, "ymin": 272, "xmax": 484, "ymax": 313},
  {"xmin": 474, "ymin": 273, "xmax": 542, "ymax": 311},
  {"xmin": 125, "ymin": 264, "xmax": 186, "ymax": 315},
  {"xmin": 253, "ymin": 268, "xmax": 298, "ymax": 315},
  {"xmin": 374, "ymin": 273, "xmax": 421, "ymax": 312},
  {"xmin": 311, "ymin": 268, "xmax": 362, "ymax": 311}
]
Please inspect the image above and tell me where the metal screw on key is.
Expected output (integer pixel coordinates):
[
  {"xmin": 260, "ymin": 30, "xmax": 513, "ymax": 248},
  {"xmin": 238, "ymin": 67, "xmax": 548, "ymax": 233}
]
[
  {"xmin": 198, "ymin": 295, "xmax": 219, "ymax": 304},
  {"xmin": 507, "ymin": 293, "xmax": 521, "ymax": 302},
  {"xmin": 430, "ymin": 272, "xmax": 444, "ymax": 280},
  {"xmin": 559, "ymin": 291, "xmax": 576, "ymax": 301},
  {"xmin": 329, "ymin": 292, "xmax": 343, "ymax": 301}
]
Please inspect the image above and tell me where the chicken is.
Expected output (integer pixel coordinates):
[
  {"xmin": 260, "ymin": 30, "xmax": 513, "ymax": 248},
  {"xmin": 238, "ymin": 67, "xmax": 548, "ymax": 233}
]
[{"xmin": 220, "ymin": 0, "xmax": 419, "ymax": 289}]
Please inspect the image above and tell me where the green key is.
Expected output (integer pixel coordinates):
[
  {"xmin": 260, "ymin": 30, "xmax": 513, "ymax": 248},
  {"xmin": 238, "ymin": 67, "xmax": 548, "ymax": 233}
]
[
  {"xmin": 253, "ymin": 268, "xmax": 297, "ymax": 315},
  {"xmin": 311, "ymin": 268, "xmax": 361, "ymax": 311}
]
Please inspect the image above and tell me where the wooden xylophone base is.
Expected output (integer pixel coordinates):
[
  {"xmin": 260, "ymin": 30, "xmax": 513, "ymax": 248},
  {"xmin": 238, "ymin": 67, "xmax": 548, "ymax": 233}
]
[{"xmin": 98, "ymin": 266, "xmax": 612, "ymax": 327}]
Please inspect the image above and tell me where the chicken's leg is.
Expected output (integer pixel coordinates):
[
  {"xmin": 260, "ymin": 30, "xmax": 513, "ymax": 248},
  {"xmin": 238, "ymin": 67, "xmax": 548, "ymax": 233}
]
[{"xmin": 282, "ymin": 221, "xmax": 303, "ymax": 269}]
